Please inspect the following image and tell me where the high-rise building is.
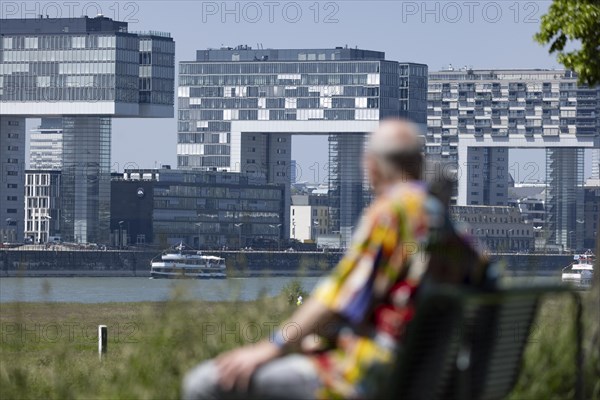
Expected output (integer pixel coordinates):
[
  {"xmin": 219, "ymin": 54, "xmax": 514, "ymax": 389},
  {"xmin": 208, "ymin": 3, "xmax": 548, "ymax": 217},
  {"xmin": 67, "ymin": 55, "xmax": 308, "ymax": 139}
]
[
  {"xmin": 178, "ymin": 46, "xmax": 427, "ymax": 243},
  {"xmin": 0, "ymin": 16, "xmax": 175, "ymax": 244},
  {"xmin": 0, "ymin": 116, "xmax": 24, "ymax": 243},
  {"xmin": 29, "ymin": 117, "xmax": 63, "ymax": 170},
  {"xmin": 591, "ymin": 148, "xmax": 600, "ymax": 180},
  {"xmin": 426, "ymin": 68, "xmax": 599, "ymax": 250}
]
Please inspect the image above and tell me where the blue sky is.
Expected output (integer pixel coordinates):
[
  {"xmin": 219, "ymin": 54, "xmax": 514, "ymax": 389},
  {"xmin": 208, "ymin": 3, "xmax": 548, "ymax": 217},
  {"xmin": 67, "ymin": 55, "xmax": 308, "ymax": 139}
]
[{"xmin": 13, "ymin": 1, "xmax": 593, "ymax": 180}]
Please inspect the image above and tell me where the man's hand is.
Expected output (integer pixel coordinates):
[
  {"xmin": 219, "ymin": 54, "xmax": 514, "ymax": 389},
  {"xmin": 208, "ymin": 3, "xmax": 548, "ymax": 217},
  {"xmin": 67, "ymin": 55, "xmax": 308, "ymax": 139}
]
[{"xmin": 215, "ymin": 340, "xmax": 282, "ymax": 393}]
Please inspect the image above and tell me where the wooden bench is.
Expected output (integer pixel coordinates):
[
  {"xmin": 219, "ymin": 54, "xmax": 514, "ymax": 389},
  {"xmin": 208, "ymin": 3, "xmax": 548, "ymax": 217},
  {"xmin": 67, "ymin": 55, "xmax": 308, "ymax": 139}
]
[{"xmin": 382, "ymin": 284, "xmax": 582, "ymax": 400}]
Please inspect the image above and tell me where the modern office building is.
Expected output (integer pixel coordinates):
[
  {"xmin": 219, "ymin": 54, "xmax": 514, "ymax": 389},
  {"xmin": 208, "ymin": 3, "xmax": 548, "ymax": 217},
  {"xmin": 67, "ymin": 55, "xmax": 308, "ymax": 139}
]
[
  {"xmin": 583, "ymin": 180, "xmax": 599, "ymax": 250},
  {"xmin": 0, "ymin": 16, "xmax": 175, "ymax": 244},
  {"xmin": 450, "ymin": 205, "xmax": 535, "ymax": 253},
  {"xmin": 110, "ymin": 171, "xmax": 156, "ymax": 247},
  {"xmin": 427, "ymin": 68, "xmax": 599, "ymax": 250},
  {"xmin": 0, "ymin": 116, "xmax": 24, "ymax": 243},
  {"xmin": 591, "ymin": 149, "xmax": 600, "ymax": 180},
  {"xmin": 24, "ymin": 170, "xmax": 61, "ymax": 243},
  {"xmin": 112, "ymin": 168, "xmax": 285, "ymax": 248},
  {"xmin": 29, "ymin": 117, "xmax": 63, "ymax": 170},
  {"xmin": 178, "ymin": 46, "xmax": 428, "ymax": 244}
]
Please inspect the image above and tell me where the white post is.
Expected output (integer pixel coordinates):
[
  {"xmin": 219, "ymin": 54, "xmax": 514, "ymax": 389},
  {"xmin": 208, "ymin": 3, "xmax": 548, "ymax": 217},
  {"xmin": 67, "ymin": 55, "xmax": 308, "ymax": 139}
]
[{"xmin": 98, "ymin": 325, "xmax": 107, "ymax": 360}]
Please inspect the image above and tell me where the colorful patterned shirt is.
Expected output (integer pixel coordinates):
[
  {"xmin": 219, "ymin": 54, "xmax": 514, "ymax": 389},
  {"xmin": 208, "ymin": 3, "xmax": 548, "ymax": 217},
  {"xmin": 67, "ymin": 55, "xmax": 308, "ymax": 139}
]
[{"xmin": 309, "ymin": 181, "xmax": 435, "ymax": 399}]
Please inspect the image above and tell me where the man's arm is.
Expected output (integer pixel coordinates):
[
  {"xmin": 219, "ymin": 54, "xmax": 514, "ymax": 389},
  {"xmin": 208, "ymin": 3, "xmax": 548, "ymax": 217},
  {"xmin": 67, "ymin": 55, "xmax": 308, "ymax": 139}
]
[
  {"xmin": 216, "ymin": 203, "xmax": 401, "ymax": 392},
  {"xmin": 215, "ymin": 298, "xmax": 335, "ymax": 392}
]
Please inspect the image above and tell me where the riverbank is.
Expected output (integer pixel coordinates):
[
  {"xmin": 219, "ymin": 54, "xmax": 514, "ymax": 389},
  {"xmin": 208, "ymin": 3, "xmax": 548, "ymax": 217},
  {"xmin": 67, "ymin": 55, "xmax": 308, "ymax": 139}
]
[
  {"xmin": 1, "ymin": 291, "xmax": 597, "ymax": 399},
  {"xmin": 0, "ymin": 249, "xmax": 574, "ymax": 277}
]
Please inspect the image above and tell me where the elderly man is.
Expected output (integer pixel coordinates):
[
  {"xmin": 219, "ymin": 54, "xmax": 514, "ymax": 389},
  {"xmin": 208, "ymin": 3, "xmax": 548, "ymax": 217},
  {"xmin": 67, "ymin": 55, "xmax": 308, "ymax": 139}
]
[{"xmin": 183, "ymin": 119, "xmax": 464, "ymax": 399}]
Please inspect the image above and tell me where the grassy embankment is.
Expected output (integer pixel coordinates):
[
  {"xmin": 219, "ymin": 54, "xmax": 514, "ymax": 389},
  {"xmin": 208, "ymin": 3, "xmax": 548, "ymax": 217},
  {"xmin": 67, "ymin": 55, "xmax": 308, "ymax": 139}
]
[{"xmin": 0, "ymin": 284, "xmax": 598, "ymax": 399}]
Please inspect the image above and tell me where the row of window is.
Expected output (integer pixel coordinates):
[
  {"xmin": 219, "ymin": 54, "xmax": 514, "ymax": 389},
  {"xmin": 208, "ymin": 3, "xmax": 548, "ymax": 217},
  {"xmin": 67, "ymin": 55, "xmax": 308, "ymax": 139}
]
[
  {"xmin": 179, "ymin": 74, "xmax": 380, "ymax": 87},
  {"xmin": 2, "ymin": 35, "xmax": 117, "ymax": 50},
  {"xmin": 180, "ymin": 61, "xmax": 382, "ymax": 75}
]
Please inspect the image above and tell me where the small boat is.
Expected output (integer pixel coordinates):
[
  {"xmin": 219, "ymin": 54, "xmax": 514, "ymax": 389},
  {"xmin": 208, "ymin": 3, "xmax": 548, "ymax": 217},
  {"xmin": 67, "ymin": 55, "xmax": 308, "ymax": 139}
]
[
  {"xmin": 150, "ymin": 243, "xmax": 227, "ymax": 279},
  {"xmin": 561, "ymin": 250, "xmax": 595, "ymax": 285}
]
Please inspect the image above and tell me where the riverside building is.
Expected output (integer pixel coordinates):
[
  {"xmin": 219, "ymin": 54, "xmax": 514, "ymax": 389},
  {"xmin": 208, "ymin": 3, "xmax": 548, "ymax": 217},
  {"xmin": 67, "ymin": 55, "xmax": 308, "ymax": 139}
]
[
  {"xmin": 178, "ymin": 45, "xmax": 427, "ymax": 244},
  {"xmin": 0, "ymin": 15, "xmax": 174, "ymax": 244},
  {"xmin": 427, "ymin": 68, "xmax": 599, "ymax": 250}
]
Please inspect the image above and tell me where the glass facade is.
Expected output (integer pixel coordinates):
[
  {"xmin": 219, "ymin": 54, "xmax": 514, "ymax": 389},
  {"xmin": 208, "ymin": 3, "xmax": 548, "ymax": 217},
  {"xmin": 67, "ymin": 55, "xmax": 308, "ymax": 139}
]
[
  {"xmin": 61, "ymin": 116, "xmax": 111, "ymax": 244},
  {"xmin": 29, "ymin": 117, "xmax": 63, "ymax": 170},
  {"xmin": 545, "ymin": 148, "xmax": 585, "ymax": 250},
  {"xmin": 0, "ymin": 18, "xmax": 175, "ymax": 107},
  {"xmin": 150, "ymin": 169, "xmax": 285, "ymax": 248}
]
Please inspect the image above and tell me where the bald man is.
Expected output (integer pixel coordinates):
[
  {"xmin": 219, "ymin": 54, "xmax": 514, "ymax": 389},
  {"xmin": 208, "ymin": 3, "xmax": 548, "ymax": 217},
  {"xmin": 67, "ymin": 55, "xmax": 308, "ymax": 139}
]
[{"xmin": 183, "ymin": 119, "xmax": 438, "ymax": 399}]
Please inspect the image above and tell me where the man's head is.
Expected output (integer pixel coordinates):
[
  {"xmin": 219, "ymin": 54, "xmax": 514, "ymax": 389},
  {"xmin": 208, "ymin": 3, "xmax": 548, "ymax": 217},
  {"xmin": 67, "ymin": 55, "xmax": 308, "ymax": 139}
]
[{"xmin": 364, "ymin": 119, "xmax": 424, "ymax": 195}]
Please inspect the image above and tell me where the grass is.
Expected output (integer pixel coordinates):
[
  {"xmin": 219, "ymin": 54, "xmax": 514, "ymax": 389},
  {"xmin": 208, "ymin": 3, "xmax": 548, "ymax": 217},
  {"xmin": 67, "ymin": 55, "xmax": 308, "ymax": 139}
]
[{"xmin": 0, "ymin": 287, "xmax": 598, "ymax": 399}]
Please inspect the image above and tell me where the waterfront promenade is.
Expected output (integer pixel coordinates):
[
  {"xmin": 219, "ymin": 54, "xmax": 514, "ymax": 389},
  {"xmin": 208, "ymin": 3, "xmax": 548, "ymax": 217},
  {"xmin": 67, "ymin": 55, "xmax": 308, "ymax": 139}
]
[{"xmin": 0, "ymin": 247, "xmax": 575, "ymax": 277}]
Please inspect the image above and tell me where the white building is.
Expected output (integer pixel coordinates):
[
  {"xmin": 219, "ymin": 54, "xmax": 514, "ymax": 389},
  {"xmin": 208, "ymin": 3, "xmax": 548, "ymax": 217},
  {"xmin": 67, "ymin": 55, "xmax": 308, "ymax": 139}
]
[
  {"xmin": 24, "ymin": 170, "xmax": 61, "ymax": 243},
  {"xmin": 290, "ymin": 194, "xmax": 329, "ymax": 242}
]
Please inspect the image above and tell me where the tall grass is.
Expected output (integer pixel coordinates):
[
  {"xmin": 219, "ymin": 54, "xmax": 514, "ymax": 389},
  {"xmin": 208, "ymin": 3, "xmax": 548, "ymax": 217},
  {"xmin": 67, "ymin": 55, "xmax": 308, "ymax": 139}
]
[
  {"xmin": 0, "ymin": 293, "xmax": 295, "ymax": 399},
  {"xmin": 1, "ymin": 287, "xmax": 597, "ymax": 399}
]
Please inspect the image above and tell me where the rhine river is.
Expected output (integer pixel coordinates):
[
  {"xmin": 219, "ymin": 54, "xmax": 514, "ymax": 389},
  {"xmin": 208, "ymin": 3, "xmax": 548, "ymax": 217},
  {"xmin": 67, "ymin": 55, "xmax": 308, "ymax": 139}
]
[
  {"xmin": 0, "ymin": 275, "xmax": 567, "ymax": 303},
  {"xmin": 0, "ymin": 277, "xmax": 323, "ymax": 303}
]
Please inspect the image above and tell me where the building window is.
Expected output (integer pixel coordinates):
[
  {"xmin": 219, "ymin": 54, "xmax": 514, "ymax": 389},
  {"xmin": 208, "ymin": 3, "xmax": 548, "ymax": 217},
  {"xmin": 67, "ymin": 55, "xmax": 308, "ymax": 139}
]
[
  {"xmin": 8, "ymin": 121, "xmax": 20, "ymax": 126},
  {"xmin": 7, "ymin": 209, "xmax": 17, "ymax": 214}
]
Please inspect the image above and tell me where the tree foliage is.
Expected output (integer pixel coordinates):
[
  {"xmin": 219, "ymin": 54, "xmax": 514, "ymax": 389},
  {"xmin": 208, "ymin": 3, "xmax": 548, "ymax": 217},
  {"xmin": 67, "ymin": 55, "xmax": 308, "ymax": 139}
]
[{"xmin": 535, "ymin": 0, "xmax": 600, "ymax": 86}]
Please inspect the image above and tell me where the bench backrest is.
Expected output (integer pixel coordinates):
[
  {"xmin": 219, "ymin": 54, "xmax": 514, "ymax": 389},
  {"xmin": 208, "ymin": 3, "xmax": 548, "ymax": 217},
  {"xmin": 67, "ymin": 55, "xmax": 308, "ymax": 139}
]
[{"xmin": 385, "ymin": 287, "xmax": 546, "ymax": 400}]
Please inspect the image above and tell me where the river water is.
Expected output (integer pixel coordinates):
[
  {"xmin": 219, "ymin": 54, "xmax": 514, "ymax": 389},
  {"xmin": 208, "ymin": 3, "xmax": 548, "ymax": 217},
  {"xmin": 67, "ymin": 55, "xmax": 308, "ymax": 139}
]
[
  {"xmin": 0, "ymin": 275, "xmax": 568, "ymax": 303},
  {"xmin": 0, "ymin": 276, "xmax": 323, "ymax": 303}
]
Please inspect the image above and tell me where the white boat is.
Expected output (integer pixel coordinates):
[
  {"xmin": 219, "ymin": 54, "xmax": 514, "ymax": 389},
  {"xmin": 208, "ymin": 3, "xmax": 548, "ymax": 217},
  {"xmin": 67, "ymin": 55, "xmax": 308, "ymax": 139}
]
[
  {"xmin": 561, "ymin": 250, "xmax": 595, "ymax": 285},
  {"xmin": 150, "ymin": 243, "xmax": 227, "ymax": 279}
]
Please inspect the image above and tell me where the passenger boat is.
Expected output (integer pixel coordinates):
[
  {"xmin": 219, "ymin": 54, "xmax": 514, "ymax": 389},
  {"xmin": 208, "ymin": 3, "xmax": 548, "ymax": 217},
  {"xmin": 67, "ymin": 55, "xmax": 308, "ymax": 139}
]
[
  {"xmin": 561, "ymin": 250, "xmax": 595, "ymax": 285},
  {"xmin": 150, "ymin": 243, "xmax": 227, "ymax": 279}
]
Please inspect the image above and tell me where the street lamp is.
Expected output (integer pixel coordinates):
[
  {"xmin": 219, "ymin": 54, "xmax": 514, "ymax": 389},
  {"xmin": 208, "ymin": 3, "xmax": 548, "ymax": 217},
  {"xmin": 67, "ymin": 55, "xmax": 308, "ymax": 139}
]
[
  {"xmin": 312, "ymin": 220, "xmax": 320, "ymax": 243},
  {"xmin": 234, "ymin": 223, "xmax": 244, "ymax": 248},
  {"xmin": 118, "ymin": 221, "xmax": 124, "ymax": 249},
  {"xmin": 194, "ymin": 222, "xmax": 203, "ymax": 248},
  {"xmin": 568, "ymin": 230, "xmax": 576, "ymax": 253},
  {"xmin": 5, "ymin": 218, "xmax": 16, "ymax": 243},
  {"xmin": 41, "ymin": 215, "xmax": 52, "ymax": 244},
  {"xmin": 268, "ymin": 223, "xmax": 282, "ymax": 251},
  {"xmin": 506, "ymin": 229, "xmax": 515, "ymax": 253}
]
